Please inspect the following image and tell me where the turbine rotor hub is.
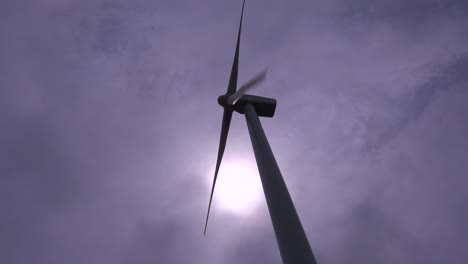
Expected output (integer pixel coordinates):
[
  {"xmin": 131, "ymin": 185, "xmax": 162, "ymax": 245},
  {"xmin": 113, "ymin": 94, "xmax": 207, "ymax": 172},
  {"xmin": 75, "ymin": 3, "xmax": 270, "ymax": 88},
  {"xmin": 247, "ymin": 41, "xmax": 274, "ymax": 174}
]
[{"xmin": 217, "ymin": 94, "xmax": 230, "ymax": 107}]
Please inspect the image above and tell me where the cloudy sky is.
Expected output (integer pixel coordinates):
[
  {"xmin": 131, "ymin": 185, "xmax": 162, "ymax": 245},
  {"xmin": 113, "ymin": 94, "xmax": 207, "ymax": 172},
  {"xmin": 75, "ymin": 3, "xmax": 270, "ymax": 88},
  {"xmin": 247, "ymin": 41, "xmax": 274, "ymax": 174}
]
[{"xmin": 1, "ymin": 0, "xmax": 468, "ymax": 263}]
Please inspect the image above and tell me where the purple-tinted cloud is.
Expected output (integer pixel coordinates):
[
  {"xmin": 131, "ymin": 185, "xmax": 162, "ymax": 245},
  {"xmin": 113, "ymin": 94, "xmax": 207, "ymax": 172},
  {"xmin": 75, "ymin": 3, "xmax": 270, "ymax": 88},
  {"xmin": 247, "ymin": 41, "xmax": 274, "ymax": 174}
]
[{"xmin": 1, "ymin": 0, "xmax": 467, "ymax": 263}]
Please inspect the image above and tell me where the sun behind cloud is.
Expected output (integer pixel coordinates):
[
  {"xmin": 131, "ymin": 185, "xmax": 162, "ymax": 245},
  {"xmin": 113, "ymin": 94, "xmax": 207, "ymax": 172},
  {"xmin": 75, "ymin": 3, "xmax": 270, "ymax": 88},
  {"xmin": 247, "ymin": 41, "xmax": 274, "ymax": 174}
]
[{"xmin": 208, "ymin": 158, "xmax": 263, "ymax": 215}]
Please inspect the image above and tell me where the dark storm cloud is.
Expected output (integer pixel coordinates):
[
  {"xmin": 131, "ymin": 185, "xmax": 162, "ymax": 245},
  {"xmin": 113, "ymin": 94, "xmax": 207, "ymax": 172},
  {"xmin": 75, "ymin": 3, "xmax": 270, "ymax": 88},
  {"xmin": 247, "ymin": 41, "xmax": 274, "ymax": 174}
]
[{"xmin": 1, "ymin": 0, "xmax": 467, "ymax": 263}]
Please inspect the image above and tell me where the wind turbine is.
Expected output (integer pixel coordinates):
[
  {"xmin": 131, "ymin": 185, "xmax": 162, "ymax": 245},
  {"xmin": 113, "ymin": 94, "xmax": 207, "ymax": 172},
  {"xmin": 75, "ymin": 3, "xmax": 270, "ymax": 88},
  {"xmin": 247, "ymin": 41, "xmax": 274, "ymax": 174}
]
[{"xmin": 204, "ymin": 1, "xmax": 318, "ymax": 263}]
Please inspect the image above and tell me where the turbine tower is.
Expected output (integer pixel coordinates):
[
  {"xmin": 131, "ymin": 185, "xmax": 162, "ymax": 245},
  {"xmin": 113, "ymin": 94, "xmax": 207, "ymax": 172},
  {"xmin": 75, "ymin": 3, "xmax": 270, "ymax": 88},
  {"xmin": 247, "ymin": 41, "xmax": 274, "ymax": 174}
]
[{"xmin": 204, "ymin": 1, "xmax": 318, "ymax": 263}]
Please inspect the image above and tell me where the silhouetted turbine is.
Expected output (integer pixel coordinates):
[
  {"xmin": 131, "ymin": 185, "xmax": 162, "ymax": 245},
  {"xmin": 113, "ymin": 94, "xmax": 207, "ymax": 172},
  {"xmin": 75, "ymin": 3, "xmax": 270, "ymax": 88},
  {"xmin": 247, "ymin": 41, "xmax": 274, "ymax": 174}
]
[{"xmin": 204, "ymin": 1, "xmax": 318, "ymax": 263}]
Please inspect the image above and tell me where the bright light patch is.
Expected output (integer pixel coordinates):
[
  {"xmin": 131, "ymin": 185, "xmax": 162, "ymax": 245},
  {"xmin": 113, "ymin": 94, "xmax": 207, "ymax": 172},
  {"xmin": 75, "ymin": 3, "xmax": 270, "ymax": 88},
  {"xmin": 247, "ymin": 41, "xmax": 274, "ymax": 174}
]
[{"xmin": 209, "ymin": 159, "xmax": 263, "ymax": 215}]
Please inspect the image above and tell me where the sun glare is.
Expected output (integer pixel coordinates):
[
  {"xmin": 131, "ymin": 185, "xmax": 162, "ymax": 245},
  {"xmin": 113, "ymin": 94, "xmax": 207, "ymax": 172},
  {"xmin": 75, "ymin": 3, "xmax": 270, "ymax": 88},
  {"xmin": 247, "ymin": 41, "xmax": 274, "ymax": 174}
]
[{"xmin": 208, "ymin": 158, "xmax": 263, "ymax": 215}]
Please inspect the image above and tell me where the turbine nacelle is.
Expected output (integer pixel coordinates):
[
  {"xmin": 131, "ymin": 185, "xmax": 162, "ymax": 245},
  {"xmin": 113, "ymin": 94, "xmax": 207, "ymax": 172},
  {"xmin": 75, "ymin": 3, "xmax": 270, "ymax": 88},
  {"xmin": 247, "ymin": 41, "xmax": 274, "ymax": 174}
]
[{"xmin": 218, "ymin": 94, "xmax": 276, "ymax": 118}]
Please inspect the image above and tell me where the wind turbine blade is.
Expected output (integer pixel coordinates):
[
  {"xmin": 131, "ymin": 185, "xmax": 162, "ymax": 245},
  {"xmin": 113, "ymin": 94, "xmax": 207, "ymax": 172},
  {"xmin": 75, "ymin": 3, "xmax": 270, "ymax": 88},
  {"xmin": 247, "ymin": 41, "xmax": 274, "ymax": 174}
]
[
  {"xmin": 204, "ymin": 108, "xmax": 233, "ymax": 235},
  {"xmin": 227, "ymin": 68, "xmax": 267, "ymax": 105},
  {"xmin": 226, "ymin": 0, "xmax": 246, "ymax": 94}
]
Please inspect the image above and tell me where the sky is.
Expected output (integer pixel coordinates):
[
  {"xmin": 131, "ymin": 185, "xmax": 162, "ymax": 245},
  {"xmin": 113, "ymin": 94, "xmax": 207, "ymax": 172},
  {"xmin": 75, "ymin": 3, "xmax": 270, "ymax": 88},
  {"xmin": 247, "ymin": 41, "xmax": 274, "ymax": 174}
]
[{"xmin": 1, "ymin": 0, "xmax": 468, "ymax": 263}]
